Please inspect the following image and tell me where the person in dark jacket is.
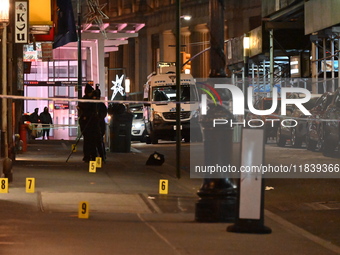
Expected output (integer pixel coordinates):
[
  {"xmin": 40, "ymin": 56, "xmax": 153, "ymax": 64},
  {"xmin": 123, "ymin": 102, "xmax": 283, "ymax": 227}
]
[
  {"xmin": 78, "ymin": 84, "xmax": 98, "ymax": 162},
  {"xmin": 39, "ymin": 107, "xmax": 53, "ymax": 140},
  {"xmin": 29, "ymin": 108, "xmax": 40, "ymax": 139},
  {"xmin": 92, "ymin": 88, "xmax": 108, "ymax": 161}
]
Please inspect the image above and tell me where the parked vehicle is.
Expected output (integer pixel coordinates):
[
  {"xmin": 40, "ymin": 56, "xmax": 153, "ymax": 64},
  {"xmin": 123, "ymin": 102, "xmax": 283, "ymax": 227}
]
[
  {"xmin": 246, "ymin": 97, "xmax": 281, "ymax": 142},
  {"xmin": 143, "ymin": 62, "xmax": 200, "ymax": 144},
  {"xmin": 276, "ymin": 94, "xmax": 321, "ymax": 147},
  {"xmin": 305, "ymin": 92, "xmax": 334, "ymax": 151},
  {"xmin": 131, "ymin": 111, "xmax": 146, "ymax": 142},
  {"xmin": 320, "ymin": 88, "xmax": 340, "ymax": 156}
]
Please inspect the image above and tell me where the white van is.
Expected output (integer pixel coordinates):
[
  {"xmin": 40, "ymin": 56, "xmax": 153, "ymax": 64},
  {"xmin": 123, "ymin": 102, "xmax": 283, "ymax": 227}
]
[{"xmin": 143, "ymin": 62, "xmax": 200, "ymax": 144}]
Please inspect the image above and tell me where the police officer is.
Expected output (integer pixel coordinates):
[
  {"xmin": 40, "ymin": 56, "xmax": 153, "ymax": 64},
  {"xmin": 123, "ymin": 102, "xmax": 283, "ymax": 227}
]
[
  {"xmin": 78, "ymin": 84, "xmax": 97, "ymax": 162},
  {"xmin": 93, "ymin": 88, "xmax": 108, "ymax": 161}
]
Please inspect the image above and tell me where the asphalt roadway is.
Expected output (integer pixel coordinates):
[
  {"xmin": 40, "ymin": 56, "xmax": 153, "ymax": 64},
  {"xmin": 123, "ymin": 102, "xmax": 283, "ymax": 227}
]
[{"xmin": 0, "ymin": 140, "xmax": 339, "ymax": 255}]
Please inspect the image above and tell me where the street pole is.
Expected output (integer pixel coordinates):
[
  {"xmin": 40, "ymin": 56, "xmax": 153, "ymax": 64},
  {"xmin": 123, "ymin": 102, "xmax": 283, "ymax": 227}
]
[
  {"xmin": 195, "ymin": 0, "xmax": 236, "ymax": 223},
  {"xmin": 243, "ymin": 34, "xmax": 249, "ymax": 110},
  {"xmin": 269, "ymin": 29, "xmax": 274, "ymax": 96},
  {"xmin": 77, "ymin": 0, "xmax": 82, "ymax": 99},
  {"xmin": 1, "ymin": 25, "xmax": 8, "ymax": 157},
  {"xmin": 1, "ymin": 23, "xmax": 12, "ymax": 181},
  {"xmin": 175, "ymin": 0, "xmax": 181, "ymax": 179},
  {"xmin": 209, "ymin": 0, "xmax": 226, "ymax": 77}
]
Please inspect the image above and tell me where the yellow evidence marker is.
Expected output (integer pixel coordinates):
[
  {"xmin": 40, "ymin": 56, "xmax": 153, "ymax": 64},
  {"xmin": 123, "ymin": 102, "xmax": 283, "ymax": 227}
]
[
  {"xmin": 89, "ymin": 161, "xmax": 96, "ymax": 173},
  {"xmin": 159, "ymin": 179, "xmax": 168, "ymax": 194},
  {"xmin": 71, "ymin": 144, "xmax": 77, "ymax": 152},
  {"xmin": 26, "ymin": 178, "xmax": 35, "ymax": 193},
  {"xmin": 96, "ymin": 157, "xmax": 102, "ymax": 168},
  {"xmin": 78, "ymin": 201, "xmax": 89, "ymax": 219},
  {"xmin": 0, "ymin": 178, "xmax": 9, "ymax": 193}
]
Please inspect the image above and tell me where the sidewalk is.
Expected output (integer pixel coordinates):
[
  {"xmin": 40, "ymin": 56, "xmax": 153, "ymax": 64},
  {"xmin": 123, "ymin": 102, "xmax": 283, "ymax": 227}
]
[{"xmin": 0, "ymin": 140, "xmax": 339, "ymax": 255}]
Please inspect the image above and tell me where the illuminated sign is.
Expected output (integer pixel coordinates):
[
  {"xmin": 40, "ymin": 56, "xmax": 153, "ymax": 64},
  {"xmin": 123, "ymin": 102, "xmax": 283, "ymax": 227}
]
[
  {"xmin": 54, "ymin": 102, "xmax": 69, "ymax": 110},
  {"xmin": 111, "ymin": 74, "xmax": 125, "ymax": 100}
]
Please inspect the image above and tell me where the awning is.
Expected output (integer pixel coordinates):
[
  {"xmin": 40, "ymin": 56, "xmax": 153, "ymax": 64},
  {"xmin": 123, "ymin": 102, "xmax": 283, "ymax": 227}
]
[{"xmin": 65, "ymin": 22, "xmax": 145, "ymax": 52}]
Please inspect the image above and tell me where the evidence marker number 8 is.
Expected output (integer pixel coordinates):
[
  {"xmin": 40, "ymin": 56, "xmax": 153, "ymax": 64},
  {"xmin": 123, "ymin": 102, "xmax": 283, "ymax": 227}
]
[{"xmin": 0, "ymin": 178, "xmax": 8, "ymax": 193}]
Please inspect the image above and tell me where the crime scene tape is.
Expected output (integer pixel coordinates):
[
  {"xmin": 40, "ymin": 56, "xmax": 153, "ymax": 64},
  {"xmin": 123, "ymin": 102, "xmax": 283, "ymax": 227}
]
[
  {"xmin": 0, "ymin": 94, "xmax": 154, "ymax": 105},
  {"xmin": 1, "ymin": 93, "xmax": 339, "ymax": 123},
  {"xmin": 29, "ymin": 124, "xmax": 78, "ymax": 130}
]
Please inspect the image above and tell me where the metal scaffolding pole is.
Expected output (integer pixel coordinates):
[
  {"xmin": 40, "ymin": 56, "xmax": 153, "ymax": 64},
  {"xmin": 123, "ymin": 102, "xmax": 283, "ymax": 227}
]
[{"xmin": 269, "ymin": 29, "xmax": 274, "ymax": 95}]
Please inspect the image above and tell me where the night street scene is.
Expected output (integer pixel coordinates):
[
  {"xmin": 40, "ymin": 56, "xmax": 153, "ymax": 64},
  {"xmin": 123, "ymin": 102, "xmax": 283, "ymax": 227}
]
[{"xmin": 0, "ymin": 0, "xmax": 340, "ymax": 254}]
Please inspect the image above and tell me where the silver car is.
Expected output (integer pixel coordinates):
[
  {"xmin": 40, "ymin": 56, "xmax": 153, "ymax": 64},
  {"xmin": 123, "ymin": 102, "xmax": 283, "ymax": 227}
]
[{"xmin": 131, "ymin": 111, "xmax": 146, "ymax": 142}]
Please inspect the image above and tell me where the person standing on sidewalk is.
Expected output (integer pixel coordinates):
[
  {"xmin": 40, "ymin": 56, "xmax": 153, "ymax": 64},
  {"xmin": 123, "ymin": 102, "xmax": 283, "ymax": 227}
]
[
  {"xmin": 39, "ymin": 107, "xmax": 53, "ymax": 140},
  {"xmin": 29, "ymin": 108, "xmax": 40, "ymax": 139},
  {"xmin": 93, "ymin": 88, "xmax": 108, "ymax": 161},
  {"xmin": 78, "ymin": 84, "xmax": 97, "ymax": 162}
]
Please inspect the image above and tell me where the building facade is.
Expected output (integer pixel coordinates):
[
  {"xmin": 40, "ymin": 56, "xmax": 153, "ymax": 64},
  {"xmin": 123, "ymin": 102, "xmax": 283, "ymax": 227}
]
[
  {"xmin": 2, "ymin": 0, "xmax": 340, "ymax": 160},
  {"xmin": 104, "ymin": 0, "xmax": 262, "ymax": 99}
]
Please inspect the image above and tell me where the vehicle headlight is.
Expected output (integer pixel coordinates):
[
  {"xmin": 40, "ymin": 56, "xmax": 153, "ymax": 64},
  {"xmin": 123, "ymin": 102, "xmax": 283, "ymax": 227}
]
[
  {"xmin": 134, "ymin": 123, "xmax": 142, "ymax": 128},
  {"xmin": 153, "ymin": 112, "xmax": 162, "ymax": 120},
  {"xmin": 193, "ymin": 109, "xmax": 200, "ymax": 118}
]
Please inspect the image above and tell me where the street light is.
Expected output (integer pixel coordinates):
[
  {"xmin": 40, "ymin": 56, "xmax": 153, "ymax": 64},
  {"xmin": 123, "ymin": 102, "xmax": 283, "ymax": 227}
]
[
  {"xmin": 0, "ymin": 0, "xmax": 9, "ymax": 23},
  {"xmin": 243, "ymin": 36, "xmax": 250, "ymax": 51},
  {"xmin": 125, "ymin": 77, "xmax": 131, "ymax": 94},
  {"xmin": 0, "ymin": 0, "xmax": 11, "ymax": 180},
  {"xmin": 181, "ymin": 15, "xmax": 191, "ymax": 21}
]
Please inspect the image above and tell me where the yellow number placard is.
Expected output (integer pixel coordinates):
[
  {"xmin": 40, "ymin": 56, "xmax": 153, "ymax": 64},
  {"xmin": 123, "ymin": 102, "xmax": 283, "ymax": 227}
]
[
  {"xmin": 26, "ymin": 178, "xmax": 35, "ymax": 193},
  {"xmin": 89, "ymin": 161, "xmax": 96, "ymax": 173},
  {"xmin": 0, "ymin": 178, "xmax": 8, "ymax": 193},
  {"xmin": 96, "ymin": 157, "xmax": 102, "ymax": 168},
  {"xmin": 159, "ymin": 179, "xmax": 168, "ymax": 194},
  {"xmin": 78, "ymin": 201, "xmax": 89, "ymax": 219},
  {"xmin": 71, "ymin": 144, "xmax": 77, "ymax": 152}
]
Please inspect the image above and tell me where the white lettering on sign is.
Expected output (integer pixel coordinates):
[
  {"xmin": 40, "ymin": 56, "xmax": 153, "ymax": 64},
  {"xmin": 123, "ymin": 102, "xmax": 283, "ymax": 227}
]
[{"xmin": 201, "ymin": 85, "xmax": 312, "ymax": 116}]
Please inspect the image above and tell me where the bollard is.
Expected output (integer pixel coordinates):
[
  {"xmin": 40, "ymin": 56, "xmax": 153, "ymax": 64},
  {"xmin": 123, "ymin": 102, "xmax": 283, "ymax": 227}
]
[
  {"xmin": 195, "ymin": 104, "xmax": 237, "ymax": 222},
  {"xmin": 19, "ymin": 124, "xmax": 28, "ymax": 152}
]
